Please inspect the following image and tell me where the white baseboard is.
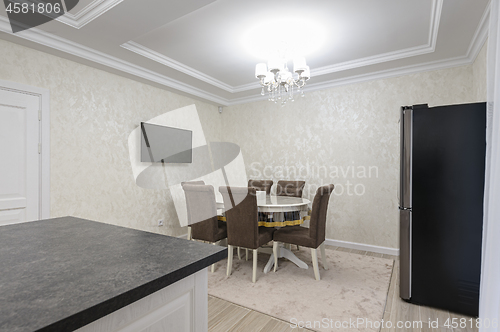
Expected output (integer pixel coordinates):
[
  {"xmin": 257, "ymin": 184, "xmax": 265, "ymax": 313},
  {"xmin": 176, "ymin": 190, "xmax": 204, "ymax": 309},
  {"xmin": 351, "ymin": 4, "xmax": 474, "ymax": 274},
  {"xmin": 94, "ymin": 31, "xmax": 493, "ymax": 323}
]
[
  {"xmin": 325, "ymin": 238, "xmax": 399, "ymax": 256},
  {"xmin": 177, "ymin": 233, "xmax": 399, "ymax": 256}
]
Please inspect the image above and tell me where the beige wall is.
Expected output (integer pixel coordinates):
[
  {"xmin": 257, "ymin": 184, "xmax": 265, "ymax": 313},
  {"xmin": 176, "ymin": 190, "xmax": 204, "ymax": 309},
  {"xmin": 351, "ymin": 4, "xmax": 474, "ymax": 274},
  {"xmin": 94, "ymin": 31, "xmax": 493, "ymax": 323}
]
[
  {"xmin": 222, "ymin": 43, "xmax": 487, "ymax": 249},
  {"xmin": 0, "ymin": 37, "xmax": 487, "ymax": 247},
  {"xmin": 473, "ymin": 42, "xmax": 488, "ymax": 102},
  {"xmin": 0, "ymin": 39, "xmax": 223, "ymax": 237}
]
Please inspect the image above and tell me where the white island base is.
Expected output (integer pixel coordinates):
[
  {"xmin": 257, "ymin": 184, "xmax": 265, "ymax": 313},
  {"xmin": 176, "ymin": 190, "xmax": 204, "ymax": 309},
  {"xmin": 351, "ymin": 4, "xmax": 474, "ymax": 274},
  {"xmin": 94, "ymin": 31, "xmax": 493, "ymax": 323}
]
[{"xmin": 76, "ymin": 269, "xmax": 208, "ymax": 332}]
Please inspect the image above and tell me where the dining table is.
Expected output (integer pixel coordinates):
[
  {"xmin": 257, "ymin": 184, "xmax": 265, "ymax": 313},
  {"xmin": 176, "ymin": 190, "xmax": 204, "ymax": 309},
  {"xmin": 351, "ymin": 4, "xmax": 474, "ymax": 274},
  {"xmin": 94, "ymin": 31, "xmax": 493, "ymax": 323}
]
[{"xmin": 217, "ymin": 195, "xmax": 311, "ymax": 274}]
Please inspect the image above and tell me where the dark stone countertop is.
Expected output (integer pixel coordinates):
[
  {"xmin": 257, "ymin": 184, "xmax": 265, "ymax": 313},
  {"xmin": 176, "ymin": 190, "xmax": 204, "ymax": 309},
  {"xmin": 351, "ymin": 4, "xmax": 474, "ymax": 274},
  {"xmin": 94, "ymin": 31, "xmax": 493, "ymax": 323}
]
[{"xmin": 0, "ymin": 216, "xmax": 227, "ymax": 332}]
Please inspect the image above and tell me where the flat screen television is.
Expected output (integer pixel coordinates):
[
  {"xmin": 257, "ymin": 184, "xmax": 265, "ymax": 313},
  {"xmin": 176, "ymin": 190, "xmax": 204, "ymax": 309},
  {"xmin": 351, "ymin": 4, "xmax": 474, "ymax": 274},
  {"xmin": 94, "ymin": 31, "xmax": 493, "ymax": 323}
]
[{"xmin": 140, "ymin": 122, "xmax": 192, "ymax": 163}]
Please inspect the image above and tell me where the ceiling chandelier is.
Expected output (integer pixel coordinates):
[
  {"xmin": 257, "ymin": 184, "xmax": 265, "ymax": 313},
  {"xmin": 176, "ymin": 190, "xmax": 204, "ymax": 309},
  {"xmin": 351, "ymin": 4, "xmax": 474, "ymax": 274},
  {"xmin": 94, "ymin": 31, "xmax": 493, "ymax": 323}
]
[{"xmin": 255, "ymin": 57, "xmax": 310, "ymax": 106}]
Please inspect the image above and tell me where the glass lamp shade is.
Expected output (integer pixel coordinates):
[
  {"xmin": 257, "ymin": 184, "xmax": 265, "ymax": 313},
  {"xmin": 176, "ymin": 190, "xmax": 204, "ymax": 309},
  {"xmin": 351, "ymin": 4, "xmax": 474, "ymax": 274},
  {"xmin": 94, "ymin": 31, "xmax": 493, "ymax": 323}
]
[
  {"xmin": 301, "ymin": 66, "xmax": 311, "ymax": 80},
  {"xmin": 264, "ymin": 71, "xmax": 274, "ymax": 84},
  {"xmin": 255, "ymin": 63, "xmax": 267, "ymax": 78},
  {"xmin": 280, "ymin": 70, "xmax": 293, "ymax": 83},
  {"xmin": 293, "ymin": 57, "xmax": 307, "ymax": 73}
]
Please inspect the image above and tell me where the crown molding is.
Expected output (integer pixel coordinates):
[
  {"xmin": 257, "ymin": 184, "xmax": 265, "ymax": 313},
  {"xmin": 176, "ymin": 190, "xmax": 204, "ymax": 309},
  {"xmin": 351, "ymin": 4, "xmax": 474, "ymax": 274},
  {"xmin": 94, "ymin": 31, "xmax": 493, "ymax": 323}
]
[
  {"xmin": 226, "ymin": 49, "xmax": 484, "ymax": 106},
  {"xmin": 56, "ymin": 0, "xmax": 124, "ymax": 29},
  {"xmin": 466, "ymin": 0, "xmax": 490, "ymax": 62},
  {"xmin": 0, "ymin": 0, "xmax": 489, "ymax": 108},
  {"xmin": 226, "ymin": 55, "xmax": 472, "ymax": 106},
  {"xmin": 309, "ymin": 0, "xmax": 442, "ymax": 77},
  {"xmin": 224, "ymin": 0, "xmax": 443, "ymax": 94},
  {"xmin": 122, "ymin": 0, "xmax": 443, "ymax": 94},
  {"xmin": 121, "ymin": 41, "xmax": 235, "ymax": 92},
  {"xmin": 0, "ymin": 16, "xmax": 230, "ymax": 105},
  {"xmin": 228, "ymin": 0, "xmax": 491, "ymax": 107}
]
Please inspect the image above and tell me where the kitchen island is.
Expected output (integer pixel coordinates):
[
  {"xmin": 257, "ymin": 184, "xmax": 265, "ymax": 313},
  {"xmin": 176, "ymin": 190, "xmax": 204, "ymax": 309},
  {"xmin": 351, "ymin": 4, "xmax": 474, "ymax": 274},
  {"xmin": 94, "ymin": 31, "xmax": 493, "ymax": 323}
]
[{"xmin": 0, "ymin": 216, "xmax": 226, "ymax": 332}]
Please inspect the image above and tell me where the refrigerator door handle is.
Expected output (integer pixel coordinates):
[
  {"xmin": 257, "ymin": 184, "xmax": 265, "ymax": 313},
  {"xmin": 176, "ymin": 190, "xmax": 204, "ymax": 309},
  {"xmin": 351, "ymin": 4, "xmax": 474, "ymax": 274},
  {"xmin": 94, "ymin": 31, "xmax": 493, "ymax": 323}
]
[
  {"xmin": 399, "ymin": 106, "xmax": 413, "ymax": 301},
  {"xmin": 400, "ymin": 106, "xmax": 413, "ymax": 209},
  {"xmin": 397, "ymin": 118, "xmax": 401, "ymax": 204}
]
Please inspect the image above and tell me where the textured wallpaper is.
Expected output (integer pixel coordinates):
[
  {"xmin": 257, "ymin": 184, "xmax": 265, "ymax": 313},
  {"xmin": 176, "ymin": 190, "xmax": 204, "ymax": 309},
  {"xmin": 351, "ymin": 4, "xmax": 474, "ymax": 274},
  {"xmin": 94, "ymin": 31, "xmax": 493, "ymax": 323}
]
[
  {"xmin": 222, "ymin": 50, "xmax": 486, "ymax": 249},
  {"xmin": 0, "ymin": 37, "xmax": 487, "ymax": 248},
  {"xmin": 473, "ymin": 42, "xmax": 487, "ymax": 102},
  {"xmin": 0, "ymin": 39, "xmax": 223, "ymax": 237}
]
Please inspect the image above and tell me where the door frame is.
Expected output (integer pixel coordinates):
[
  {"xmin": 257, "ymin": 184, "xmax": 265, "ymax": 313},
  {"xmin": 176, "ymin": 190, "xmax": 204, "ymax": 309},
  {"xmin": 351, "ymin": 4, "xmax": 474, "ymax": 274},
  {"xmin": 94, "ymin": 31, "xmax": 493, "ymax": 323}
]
[{"xmin": 0, "ymin": 79, "xmax": 50, "ymax": 220}]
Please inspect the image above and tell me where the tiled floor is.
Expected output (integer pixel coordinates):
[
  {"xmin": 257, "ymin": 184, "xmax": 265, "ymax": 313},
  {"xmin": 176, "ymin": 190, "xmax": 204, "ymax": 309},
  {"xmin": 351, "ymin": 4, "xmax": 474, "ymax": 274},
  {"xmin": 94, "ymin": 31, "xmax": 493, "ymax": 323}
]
[{"xmin": 208, "ymin": 246, "xmax": 477, "ymax": 332}]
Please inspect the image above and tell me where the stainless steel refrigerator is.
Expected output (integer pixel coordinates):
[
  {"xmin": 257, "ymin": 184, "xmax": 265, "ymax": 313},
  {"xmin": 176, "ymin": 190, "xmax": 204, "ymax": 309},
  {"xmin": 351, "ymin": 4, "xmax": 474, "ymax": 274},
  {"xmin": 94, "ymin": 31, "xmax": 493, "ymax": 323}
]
[{"xmin": 399, "ymin": 103, "xmax": 486, "ymax": 317}]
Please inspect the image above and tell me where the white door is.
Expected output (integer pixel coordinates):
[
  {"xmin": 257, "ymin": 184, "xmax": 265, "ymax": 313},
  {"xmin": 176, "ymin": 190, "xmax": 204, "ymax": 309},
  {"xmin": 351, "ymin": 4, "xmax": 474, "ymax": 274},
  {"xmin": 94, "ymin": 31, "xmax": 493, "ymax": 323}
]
[{"xmin": 0, "ymin": 88, "xmax": 40, "ymax": 225}]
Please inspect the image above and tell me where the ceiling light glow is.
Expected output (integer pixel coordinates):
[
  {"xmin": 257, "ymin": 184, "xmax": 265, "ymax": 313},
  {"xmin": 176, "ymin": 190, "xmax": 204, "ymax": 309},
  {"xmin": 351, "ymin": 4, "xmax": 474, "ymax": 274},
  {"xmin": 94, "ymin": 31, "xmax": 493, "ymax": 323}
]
[{"xmin": 241, "ymin": 18, "xmax": 325, "ymax": 60}]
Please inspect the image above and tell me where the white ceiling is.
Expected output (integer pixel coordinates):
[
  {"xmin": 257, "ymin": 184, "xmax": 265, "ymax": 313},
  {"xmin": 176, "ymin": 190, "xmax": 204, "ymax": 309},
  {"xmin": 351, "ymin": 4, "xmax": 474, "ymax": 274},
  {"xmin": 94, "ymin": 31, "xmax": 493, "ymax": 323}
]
[{"xmin": 0, "ymin": 0, "xmax": 491, "ymax": 106}]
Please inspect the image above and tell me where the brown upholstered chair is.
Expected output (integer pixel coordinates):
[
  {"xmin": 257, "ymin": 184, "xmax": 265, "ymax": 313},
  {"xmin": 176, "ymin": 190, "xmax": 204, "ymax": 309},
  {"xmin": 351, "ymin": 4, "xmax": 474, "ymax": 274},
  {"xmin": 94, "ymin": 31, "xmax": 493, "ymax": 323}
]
[
  {"xmin": 183, "ymin": 184, "xmax": 227, "ymax": 273},
  {"xmin": 248, "ymin": 179, "xmax": 273, "ymax": 195},
  {"xmin": 276, "ymin": 180, "xmax": 306, "ymax": 198},
  {"xmin": 275, "ymin": 180, "xmax": 306, "ymax": 250},
  {"xmin": 248, "ymin": 179, "xmax": 273, "ymax": 258},
  {"xmin": 219, "ymin": 186, "xmax": 275, "ymax": 283},
  {"xmin": 183, "ymin": 181, "xmax": 246, "ymax": 261},
  {"xmin": 272, "ymin": 184, "xmax": 334, "ymax": 280}
]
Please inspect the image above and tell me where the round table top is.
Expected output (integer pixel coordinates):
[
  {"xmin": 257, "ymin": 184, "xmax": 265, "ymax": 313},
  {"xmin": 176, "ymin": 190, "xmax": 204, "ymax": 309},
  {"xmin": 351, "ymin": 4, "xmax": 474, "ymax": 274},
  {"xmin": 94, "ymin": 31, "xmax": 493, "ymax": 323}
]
[
  {"xmin": 217, "ymin": 195, "xmax": 310, "ymax": 212},
  {"xmin": 261, "ymin": 195, "xmax": 310, "ymax": 207}
]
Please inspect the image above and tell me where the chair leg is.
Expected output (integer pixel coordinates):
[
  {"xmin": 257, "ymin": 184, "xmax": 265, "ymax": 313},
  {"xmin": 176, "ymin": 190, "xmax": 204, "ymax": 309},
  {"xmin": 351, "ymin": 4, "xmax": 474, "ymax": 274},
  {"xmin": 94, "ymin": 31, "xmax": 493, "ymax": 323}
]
[
  {"xmin": 237, "ymin": 247, "xmax": 241, "ymax": 260},
  {"xmin": 245, "ymin": 248, "xmax": 249, "ymax": 261},
  {"xmin": 273, "ymin": 241, "xmax": 279, "ymax": 272},
  {"xmin": 187, "ymin": 227, "xmax": 192, "ymax": 241},
  {"xmin": 211, "ymin": 241, "xmax": 219, "ymax": 273},
  {"xmin": 296, "ymin": 245, "xmax": 300, "ymax": 251},
  {"xmin": 311, "ymin": 248, "xmax": 320, "ymax": 281},
  {"xmin": 252, "ymin": 249, "xmax": 258, "ymax": 283},
  {"xmin": 227, "ymin": 245, "xmax": 233, "ymax": 276},
  {"xmin": 320, "ymin": 242, "xmax": 329, "ymax": 270}
]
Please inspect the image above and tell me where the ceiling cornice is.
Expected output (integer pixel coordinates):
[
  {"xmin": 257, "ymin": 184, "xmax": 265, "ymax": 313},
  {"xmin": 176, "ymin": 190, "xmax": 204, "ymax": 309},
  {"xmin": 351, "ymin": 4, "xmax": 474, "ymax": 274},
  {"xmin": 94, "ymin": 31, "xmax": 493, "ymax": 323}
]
[
  {"xmin": 309, "ymin": 0, "xmax": 442, "ymax": 77},
  {"xmin": 466, "ymin": 0, "xmax": 491, "ymax": 62},
  {"xmin": 121, "ymin": 41, "xmax": 235, "ymax": 93},
  {"xmin": 227, "ymin": 56, "xmax": 473, "ymax": 106},
  {"xmin": 227, "ymin": 7, "xmax": 489, "ymax": 107},
  {"xmin": 121, "ymin": 0, "xmax": 443, "ymax": 94},
  {"xmin": 0, "ymin": 16, "xmax": 230, "ymax": 105},
  {"xmin": 0, "ymin": 0, "xmax": 490, "ymax": 107},
  {"xmin": 56, "ymin": 0, "xmax": 123, "ymax": 29}
]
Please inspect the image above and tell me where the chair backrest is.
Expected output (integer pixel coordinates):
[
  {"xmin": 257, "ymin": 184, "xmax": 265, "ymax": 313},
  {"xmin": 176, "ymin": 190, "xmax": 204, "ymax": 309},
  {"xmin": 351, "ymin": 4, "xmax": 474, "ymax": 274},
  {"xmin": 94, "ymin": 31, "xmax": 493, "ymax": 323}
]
[
  {"xmin": 181, "ymin": 180, "xmax": 206, "ymax": 226},
  {"xmin": 276, "ymin": 180, "xmax": 306, "ymax": 197},
  {"xmin": 248, "ymin": 179, "xmax": 273, "ymax": 195},
  {"xmin": 181, "ymin": 181, "xmax": 205, "ymax": 186},
  {"xmin": 309, "ymin": 184, "xmax": 335, "ymax": 247},
  {"xmin": 219, "ymin": 186, "xmax": 259, "ymax": 249},
  {"xmin": 182, "ymin": 184, "xmax": 218, "ymax": 242}
]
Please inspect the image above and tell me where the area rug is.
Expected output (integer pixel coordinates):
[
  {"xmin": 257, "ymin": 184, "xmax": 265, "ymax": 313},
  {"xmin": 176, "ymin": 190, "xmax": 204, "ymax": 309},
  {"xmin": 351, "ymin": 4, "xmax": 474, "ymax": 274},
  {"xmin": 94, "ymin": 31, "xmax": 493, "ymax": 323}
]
[{"xmin": 208, "ymin": 247, "xmax": 394, "ymax": 332}]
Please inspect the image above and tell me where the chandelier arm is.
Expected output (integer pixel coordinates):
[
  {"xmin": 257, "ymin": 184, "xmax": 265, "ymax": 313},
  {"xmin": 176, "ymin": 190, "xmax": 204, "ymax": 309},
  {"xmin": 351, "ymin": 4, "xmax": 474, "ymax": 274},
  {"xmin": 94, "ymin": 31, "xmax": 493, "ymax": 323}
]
[
  {"xmin": 259, "ymin": 77, "xmax": 272, "ymax": 87},
  {"xmin": 291, "ymin": 78, "xmax": 306, "ymax": 88}
]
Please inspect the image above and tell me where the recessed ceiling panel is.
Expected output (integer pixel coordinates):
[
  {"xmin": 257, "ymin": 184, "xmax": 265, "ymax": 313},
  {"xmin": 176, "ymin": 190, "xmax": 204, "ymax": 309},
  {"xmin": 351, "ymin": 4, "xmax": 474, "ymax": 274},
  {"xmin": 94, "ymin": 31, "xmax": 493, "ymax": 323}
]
[
  {"xmin": 130, "ymin": 0, "xmax": 434, "ymax": 87},
  {"xmin": 0, "ymin": 0, "xmax": 490, "ymax": 105}
]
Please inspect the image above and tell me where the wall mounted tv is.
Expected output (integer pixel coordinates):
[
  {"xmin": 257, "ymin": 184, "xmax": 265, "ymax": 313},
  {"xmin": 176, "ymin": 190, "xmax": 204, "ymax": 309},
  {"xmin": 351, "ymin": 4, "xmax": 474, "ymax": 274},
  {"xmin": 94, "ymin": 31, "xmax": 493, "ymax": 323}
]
[{"xmin": 140, "ymin": 122, "xmax": 193, "ymax": 163}]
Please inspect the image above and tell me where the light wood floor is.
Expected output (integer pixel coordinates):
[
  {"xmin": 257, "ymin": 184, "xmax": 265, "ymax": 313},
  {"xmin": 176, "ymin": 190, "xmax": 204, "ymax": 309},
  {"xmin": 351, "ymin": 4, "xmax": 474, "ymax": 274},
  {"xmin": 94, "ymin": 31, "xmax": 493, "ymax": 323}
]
[{"xmin": 208, "ymin": 246, "xmax": 477, "ymax": 332}]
